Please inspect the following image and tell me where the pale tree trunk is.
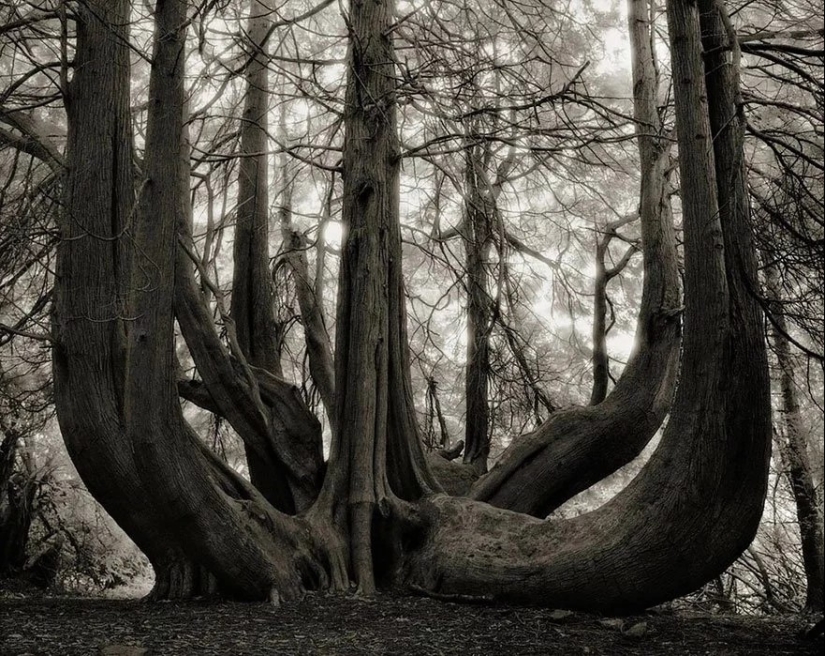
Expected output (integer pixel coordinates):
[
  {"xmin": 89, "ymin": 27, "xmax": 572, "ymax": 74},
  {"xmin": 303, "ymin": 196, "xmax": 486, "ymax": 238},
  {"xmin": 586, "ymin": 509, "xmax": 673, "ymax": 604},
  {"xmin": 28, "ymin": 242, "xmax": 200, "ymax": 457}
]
[
  {"xmin": 470, "ymin": 0, "xmax": 681, "ymax": 516},
  {"xmin": 405, "ymin": 0, "xmax": 771, "ymax": 610},
  {"xmin": 766, "ymin": 269, "xmax": 824, "ymax": 611}
]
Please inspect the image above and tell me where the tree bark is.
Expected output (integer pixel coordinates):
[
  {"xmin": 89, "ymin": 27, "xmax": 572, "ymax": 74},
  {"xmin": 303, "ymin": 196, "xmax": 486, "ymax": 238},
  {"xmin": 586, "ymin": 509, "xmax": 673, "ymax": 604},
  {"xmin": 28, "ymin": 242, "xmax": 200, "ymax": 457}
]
[
  {"xmin": 175, "ymin": 236, "xmax": 324, "ymax": 515},
  {"xmin": 469, "ymin": 0, "xmax": 681, "ymax": 517},
  {"xmin": 171, "ymin": 0, "xmax": 324, "ymax": 514},
  {"xmin": 52, "ymin": 0, "xmax": 195, "ymax": 596},
  {"xmin": 590, "ymin": 241, "xmax": 611, "ymax": 406},
  {"xmin": 49, "ymin": 0, "xmax": 774, "ymax": 612}
]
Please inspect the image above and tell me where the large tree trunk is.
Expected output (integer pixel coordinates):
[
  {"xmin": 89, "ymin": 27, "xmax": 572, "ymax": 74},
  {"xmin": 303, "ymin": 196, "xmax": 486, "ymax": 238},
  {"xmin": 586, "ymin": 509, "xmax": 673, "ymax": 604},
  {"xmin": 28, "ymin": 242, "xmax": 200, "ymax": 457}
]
[
  {"xmin": 230, "ymin": 0, "xmax": 280, "ymax": 378},
  {"xmin": 404, "ymin": 0, "xmax": 770, "ymax": 611},
  {"xmin": 53, "ymin": 0, "xmax": 194, "ymax": 596},
  {"xmin": 51, "ymin": 0, "xmax": 773, "ymax": 613},
  {"xmin": 129, "ymin": 0, "xmax": 330, "ymax": 601},
  {"xmin": 308, "ymin": 0, "xmax": 441, "ymax": 595},
  {"xmin": 56, "ymin": 0, "xmax": 329, "ymax": 602},
  {"xmin": 469, "ymin": 0, "xmax": 681, "ymax": 516}
]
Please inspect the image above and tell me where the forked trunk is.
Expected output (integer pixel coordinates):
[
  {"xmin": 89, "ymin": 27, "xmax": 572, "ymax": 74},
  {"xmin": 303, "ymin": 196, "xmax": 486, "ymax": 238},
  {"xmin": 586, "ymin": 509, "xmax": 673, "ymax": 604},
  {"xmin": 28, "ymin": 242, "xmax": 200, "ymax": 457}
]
[
  {"xmin": 53, "ymin": 0, "xmax": 191, "ymax": 593},
  {"xmin": 309, "ymin": 0, "xmax": 440, "ymax": 595},
  {"xmin": 56, "ymin": 0, "xmax": 328, "ymax": 602},
  {"xmin": 53, "ymin": 0, "xmax": 772, "ymax": 611}
]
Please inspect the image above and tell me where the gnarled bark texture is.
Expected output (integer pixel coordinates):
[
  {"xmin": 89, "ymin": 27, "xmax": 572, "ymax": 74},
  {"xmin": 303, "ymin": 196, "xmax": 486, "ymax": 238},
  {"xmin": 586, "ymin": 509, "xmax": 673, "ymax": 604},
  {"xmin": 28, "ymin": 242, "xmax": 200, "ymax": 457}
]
[
  {"xmin": 53, "ymin": 0, "xmax": 191, "ymax": 596},
  {"xmin": 51, "ymin": 0, "xmax": 772, "ymax": 613},
  {"xmin": 308, "ymin": 0, "xmax": 441, "ymax": 595}
]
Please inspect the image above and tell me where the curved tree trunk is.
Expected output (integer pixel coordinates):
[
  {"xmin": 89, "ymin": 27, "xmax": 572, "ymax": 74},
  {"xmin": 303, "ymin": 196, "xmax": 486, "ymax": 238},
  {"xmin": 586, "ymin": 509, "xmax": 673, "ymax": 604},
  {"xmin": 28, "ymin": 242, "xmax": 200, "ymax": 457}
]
[
  {"xmin": 52, "ymin": 0, "xmax": 772, "ymax": 613},
  {"xmin": 53, "ymin": 0, "xmax": 197, "ymax": 596},
  {"xmin": 469, "ymin": 0, "xmax": 681, "ymax": 517},
  {"xmin": 176, "ymin": 223, "xmax": 324, "ymax": 515},
  {"xmin": 56, "ymin": 0, "xmax": 329, "ymax": 602},
  {"xmin": 405, "ymin": 0, "xmax": 770, "ymax": 610}
]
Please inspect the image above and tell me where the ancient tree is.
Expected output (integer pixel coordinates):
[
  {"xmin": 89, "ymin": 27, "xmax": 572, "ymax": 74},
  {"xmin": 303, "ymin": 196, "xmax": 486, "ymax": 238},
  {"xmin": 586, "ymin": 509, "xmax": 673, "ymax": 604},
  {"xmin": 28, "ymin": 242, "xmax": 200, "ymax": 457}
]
[{"xmin": 24, "ymin": 0, "xmax": 776, "ymax": 608}]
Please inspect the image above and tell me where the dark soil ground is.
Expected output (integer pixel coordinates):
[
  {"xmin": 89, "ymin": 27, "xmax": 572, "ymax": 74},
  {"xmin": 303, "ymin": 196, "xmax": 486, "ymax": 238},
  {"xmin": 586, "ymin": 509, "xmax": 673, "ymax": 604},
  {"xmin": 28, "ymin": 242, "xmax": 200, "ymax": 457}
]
[{"xmin": 0, "ymin": 584, "xmax": 821, "ymax": 655}]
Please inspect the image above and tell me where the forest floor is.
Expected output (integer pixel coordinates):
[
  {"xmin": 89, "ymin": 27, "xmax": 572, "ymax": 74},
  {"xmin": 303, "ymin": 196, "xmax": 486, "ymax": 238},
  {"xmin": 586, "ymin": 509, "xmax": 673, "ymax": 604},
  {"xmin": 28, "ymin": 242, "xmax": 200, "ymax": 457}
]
[{"xmin": 0, "ymin": 581, "xmax": 822, "ymax": 655}]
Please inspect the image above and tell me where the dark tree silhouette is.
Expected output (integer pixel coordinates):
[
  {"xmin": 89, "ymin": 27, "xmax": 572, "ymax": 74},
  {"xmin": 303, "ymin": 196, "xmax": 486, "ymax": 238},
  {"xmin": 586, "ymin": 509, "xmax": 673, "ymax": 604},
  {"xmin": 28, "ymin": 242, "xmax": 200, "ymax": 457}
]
[{"xmin": 1, "ymin": 0, "xmax": 778, "ymax": 609}]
